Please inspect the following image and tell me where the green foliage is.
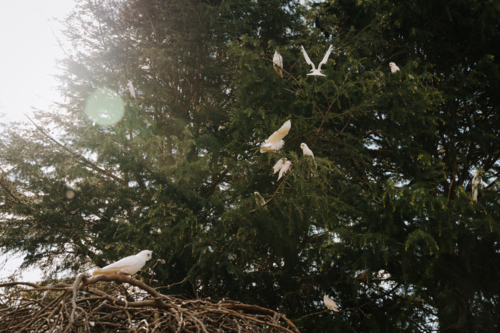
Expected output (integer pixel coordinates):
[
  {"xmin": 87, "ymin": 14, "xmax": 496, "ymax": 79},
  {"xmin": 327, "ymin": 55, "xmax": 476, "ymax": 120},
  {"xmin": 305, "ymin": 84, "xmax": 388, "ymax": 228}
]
[{"xmin": 1, "ymin": 0, "xmax": 500, "ymax": 332}]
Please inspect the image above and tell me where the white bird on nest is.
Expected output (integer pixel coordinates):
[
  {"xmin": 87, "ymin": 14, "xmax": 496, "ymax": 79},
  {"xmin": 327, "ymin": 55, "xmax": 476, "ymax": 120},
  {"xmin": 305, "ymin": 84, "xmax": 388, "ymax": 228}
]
[
  {"xmin": 300, "ymin": 45, "xmax": 333, "ymax": 76},
  {"xmin": 273, "ymin": 50, "xmax": 283, "ymax": 78},
  {"xmin": 472, "ymin": 170, "xmax": 482, "ymax": 202},
  {"xmin": 260, "ymin": 120, "xmax": 291, "ymax": 153},
  {"xmin": 127, "ymin": 80, "xmax": 136, "ymax": 99},
  {"xmin": 92, "ymin": 250, "xmax": 152, "ymax": 276},
  {"xmin": 323, "ymin": 296, "xmax": 340, "ymax": 312}
]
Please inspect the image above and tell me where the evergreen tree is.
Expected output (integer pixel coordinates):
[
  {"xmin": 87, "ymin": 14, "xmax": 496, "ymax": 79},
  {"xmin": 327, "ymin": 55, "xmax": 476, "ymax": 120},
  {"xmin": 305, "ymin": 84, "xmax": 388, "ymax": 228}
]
[{"xmin": 1, "ymin": 0, "xmax": 500, "ymax": 332}]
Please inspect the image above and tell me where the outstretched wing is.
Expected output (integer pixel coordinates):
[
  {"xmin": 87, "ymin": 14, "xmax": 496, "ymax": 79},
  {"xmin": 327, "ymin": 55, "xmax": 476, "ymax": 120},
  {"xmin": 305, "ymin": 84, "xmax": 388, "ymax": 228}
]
[
  {"xmin": 301, "ymin": 46, "xmax": 316, "ymax": 70},
  {"xmin": 317, "ymin": 45, "xmax": 333, "ymax": 71},
  {"xmin": 273, "ymin": 159, "xmax": 285, "ymax": 174},
  {"xmin": 266, "ymin": 120, "xmax": 291, "ymax": 145}
]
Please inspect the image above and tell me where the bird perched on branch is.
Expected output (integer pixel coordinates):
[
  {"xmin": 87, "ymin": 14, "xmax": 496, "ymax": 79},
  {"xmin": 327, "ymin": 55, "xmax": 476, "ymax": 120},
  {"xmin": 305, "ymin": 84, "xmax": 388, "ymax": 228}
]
[
  {"xmin": 300, "ymin": 143, "xmax": 317, "ymax": 168},
  {"xmin": 389, "ymin": 62, "xmax": 400, "ymax": 73},
  {"xmin": 127, "ymin": 80, "xmax": 136, "ymax": 99},
  {"xmin": 323, "ymin": 296, "xmax": 340, "ymax": 312},
  {"xmin": 472, "ymin": 170, "xmax": 482, "ymax": 202},
  {"xmin": 273, "ymin": 50, "xmax": 283, "ymax": 78},
  {"xmin": 92, "ymin": 250, "xmax": 152, "ymax": 276},
  {"xmin": 300, "ymin": 45, "xmax": 333, "ymax": 76},
  {"xmin": 260, "ymin": 120, "xmax": 291, "ymax": 153},
  {"xmin": 254, "ymin": 191, "xmax": 267, "ymax": 209}
]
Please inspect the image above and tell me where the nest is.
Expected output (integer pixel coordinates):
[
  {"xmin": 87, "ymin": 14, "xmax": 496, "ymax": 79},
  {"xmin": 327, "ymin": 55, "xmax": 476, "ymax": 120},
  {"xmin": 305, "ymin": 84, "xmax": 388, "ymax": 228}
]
[{"xmin": 0, "ymin": 274, "xmax": 301, "ymax": 333}]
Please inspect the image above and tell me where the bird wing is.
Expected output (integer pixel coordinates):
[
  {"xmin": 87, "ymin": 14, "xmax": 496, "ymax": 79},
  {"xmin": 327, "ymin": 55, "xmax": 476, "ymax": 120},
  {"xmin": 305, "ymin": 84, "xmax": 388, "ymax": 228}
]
[
  {"xmin": 279, "ymin": 54, "xmax": 283, "ymax": 68},
  {"xmin": 266, "ymin": 120, "xmax": 291, "ymax": 145},
  {"xmin": 278, "ymin": 161, "xmax": 292, "ymax": 180},
  {"xmin": 99, "ymin": 255, "xmax": 139, "ymax": 273},
  {"xmin": 273, "ymin": 159, "xmax": 285, "ymax": 174},
  {"xmin": 317, "ymin": 45, "xmax": 333, "ymax": 71},
  {"xmin": 301, "ymin": 46, "xmax": 316, "ymax": 70}
]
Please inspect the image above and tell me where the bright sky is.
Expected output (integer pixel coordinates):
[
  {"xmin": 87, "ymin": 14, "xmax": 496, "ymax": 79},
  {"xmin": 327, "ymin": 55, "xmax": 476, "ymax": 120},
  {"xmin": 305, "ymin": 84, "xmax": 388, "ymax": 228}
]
[
  {"xmin": 0, "ymin": 0, "xmax": 75, "ymax": 122},
  {"xmin": 0, "ymin": 0, "xmax": 76, "ymax": 281}
]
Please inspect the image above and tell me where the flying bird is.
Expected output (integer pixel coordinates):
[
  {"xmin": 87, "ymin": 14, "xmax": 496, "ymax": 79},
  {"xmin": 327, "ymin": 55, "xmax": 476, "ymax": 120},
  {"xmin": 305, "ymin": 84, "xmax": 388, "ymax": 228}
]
[
  {"xmin": 301, "ymin": 45, "xmax": 333, "ymax": 76},
  {"xmin": 254, "ymin": 191, "xmax": 267, "ymax": 209},
  {"xmin": 273, "ymin": 158, "xmax": 286, "ymax": 174},
  {"xmin": 323, "ymin": 296, "xmax": 340, "ymax": 312},
  {"xmin": 389, "ymin": 62, "xmax": 400, "ymax": 73},
  {"xmin": 300, "ymin": 143, "xmax": 317, "ymax": 168},
  {"xmin": 273, "ymin": 50, "xmax": 283, "ymax": 78},
  {"xmin": 472, "ymin": 170, "xmax": 482, "ymax": 202},
  {"xmin": 260, "ymin": 120, "xmax": 291, "ymax": 153},
  {"xmin": 92, "ymin": 250, "xmax": 152, "ymax": 276},
  {"xmin": 127, "ymin": 80, "xmax": 136, "ymax": 99},
  {"xmin": 278, "ymin": 160, "xmax": 292, "ymax": 180}
]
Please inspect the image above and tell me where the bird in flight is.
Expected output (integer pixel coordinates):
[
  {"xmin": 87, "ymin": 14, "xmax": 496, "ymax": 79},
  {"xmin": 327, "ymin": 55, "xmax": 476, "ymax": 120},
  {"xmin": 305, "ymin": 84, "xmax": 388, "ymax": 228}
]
[
  {"xmin": 273, "ymin": 158, "xmax": 292, "ymax": 180},
  {"xmin": 92, "ymin": 250, "xmax": 152, "ymax": 276},
  {"xmin": 301, "ymin": 45, "xmax": 333, "ymax": 76},
  {"xmin": 260, "ymin": 120, "xmax": 291, "ymax": 153}
]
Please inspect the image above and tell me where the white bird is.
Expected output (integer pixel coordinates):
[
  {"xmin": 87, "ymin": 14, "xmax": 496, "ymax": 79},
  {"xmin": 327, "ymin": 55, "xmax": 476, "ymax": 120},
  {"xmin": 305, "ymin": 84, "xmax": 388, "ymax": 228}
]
[
  {"xmin": 472, "ymin": 170, "xmax": 482, "ymax": 202},
  {"xmin": 273, "ymin": 158, "xmax": 286, "ymax": 174},
  {"xmin": 278, "ymin": 160, "xmax": 292, "ymax": 180},
  {"xmin": 254, "ymin": 191, "xmax": 267, "ymax": 209},
  {"xmin": 273, "ymin": 50, "xmax": 283, "ymax": 78},
  {"xmin": 389, "ymin": 62, "xmax": 400, "ymax": 73},
  {"xmin": 127, "ymin": 80, "xmax": 136, "ymax": 99},
  {"xmin": 323, "ymin": 296, "xmax": 340, "ymax": 312},
  {"xmin": 301, "ymin": 45, "xmax": 333, "ymax": 76},
  {"xmin": 300, "ymin": 143, "xmax": 317, "ymax": 168},
  {"xmin": 260, "ymin": 120, "xmax": 291, "ymax": 153},
  {"xmin": 92, "ymin": 250, "xmax": 152, "ymax": 276}
]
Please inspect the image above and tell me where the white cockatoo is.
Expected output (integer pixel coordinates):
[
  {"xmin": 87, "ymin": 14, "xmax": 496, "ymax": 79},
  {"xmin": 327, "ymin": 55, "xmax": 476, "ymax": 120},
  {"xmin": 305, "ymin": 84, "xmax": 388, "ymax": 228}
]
[
  {"xmin": 127, "ymin": 80, "xmax": 136, "ymax": 99},
  {"xmin": 389, "ymin": 62, "xmax": 400, "ymax": 73},
  {"xmin": 323, "ymin": 296, "xmax": 340, "ymax": 312},
  {"xmin": 472, "ymin": 170, "xmax": 482, "ymax": 202},
  {"xmin": 273, "ymin": 158, "xmax": 286, "ymax": 174},
  {"xmin": 273, "ymin": 50, "xmax": 283, "ymax": 78},
  {"xmin": 92, "ymin": 250, "xmax": 152, "ymax": 276},
  {"xmin": 254, "ymin": 191, "xmax": 267, "ymax": 209},
  {"xmin": 300, "ymin": 143, "xmax": 317, "ymax": 168},
  {"xmin": 277, "ymin": 160, "xmax": 292, "ymax": 180},
  {"xmin": 260, "ymin": 120, "xmax": 291, "ymax": 153},
  {"xmin": 301, "ymin": 45, "xmax": 333, "ymax": 76}
]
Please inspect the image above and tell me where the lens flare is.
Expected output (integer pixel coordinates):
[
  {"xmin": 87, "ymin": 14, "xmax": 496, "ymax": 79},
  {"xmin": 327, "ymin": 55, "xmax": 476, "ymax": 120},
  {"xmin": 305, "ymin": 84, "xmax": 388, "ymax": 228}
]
[{"xmin": 85, "ymin": 87, "xmax": 125, "ymax": 126}]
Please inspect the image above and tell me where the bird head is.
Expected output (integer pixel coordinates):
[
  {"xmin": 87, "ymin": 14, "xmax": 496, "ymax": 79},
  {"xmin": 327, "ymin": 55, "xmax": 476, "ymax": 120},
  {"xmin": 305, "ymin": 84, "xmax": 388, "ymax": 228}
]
[
  {"xmin": 254, "ymin": 191, "xmax": 259, "ymax": 195},
  {"xmin": 389, "ymin": 62, "xmax": 396, "ymax": 68},
  {"xmin": 300, "ymin": 143, "xmax": 307, "ymax": 149},
  {"xmin": 138, "ymin": 250, "xmax": 152, "ymax": 261}
]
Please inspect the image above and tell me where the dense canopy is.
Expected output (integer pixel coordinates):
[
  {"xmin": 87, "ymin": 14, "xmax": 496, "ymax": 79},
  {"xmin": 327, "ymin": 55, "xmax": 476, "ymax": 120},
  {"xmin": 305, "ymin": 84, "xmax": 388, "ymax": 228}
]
[{"xmin": 1, "ymin": 0, "xmax": 500, "ymax": 331}]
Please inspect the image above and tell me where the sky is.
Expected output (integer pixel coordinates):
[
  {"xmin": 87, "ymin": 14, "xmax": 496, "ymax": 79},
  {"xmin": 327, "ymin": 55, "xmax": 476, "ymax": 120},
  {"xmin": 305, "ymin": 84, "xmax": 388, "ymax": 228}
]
[{"xmin": 0, "ymin": 0, "xmax": 76, "ymax": 281}]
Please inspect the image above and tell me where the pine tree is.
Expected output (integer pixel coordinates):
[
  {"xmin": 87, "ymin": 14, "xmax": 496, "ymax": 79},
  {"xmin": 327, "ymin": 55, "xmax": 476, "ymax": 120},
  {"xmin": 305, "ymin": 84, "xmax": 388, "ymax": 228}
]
[{"xmin": 1, "ymin": 0, "xmax": 500, "ymax": 332}]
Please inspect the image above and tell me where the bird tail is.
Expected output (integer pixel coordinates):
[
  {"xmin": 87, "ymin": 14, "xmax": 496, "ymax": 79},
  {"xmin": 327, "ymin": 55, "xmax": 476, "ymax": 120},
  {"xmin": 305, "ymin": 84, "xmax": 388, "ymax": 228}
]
[
  {"xmin": 274, "ymin": 65, "xmax": 283, "ymax": 78},
  {"xmin": 92, "ymin": 268, "xmax": 121, "ymax": 276},
  {"xmin": 92, "ymin": 269, "xmax": 103, "ymax": 276}
]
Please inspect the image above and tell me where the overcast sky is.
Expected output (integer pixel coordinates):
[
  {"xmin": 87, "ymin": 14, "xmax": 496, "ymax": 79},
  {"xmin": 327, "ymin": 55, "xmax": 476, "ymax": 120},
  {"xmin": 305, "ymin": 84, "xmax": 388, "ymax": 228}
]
[{"xmin": 0, "ymin": 0, "xmax": 76, "ymax": 281}]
